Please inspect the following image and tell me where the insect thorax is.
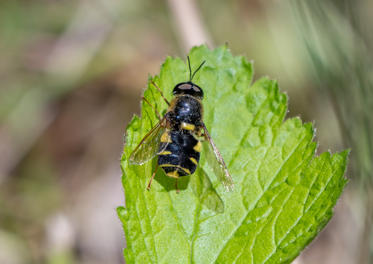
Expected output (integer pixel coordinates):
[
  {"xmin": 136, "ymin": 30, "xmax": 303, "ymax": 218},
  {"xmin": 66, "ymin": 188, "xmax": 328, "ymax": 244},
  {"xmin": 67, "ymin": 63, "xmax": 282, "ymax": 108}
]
[{"xmin": 167, "ymin": 95, "xmax": 203, "ymax": 130}]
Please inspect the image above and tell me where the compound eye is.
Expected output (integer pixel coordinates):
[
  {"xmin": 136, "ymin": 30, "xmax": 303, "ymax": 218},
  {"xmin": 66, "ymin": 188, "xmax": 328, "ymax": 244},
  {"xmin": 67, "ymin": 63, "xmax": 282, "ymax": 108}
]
[{"xmin": 178, "ymin": 83, "xmax": 191, "ymax": 90}]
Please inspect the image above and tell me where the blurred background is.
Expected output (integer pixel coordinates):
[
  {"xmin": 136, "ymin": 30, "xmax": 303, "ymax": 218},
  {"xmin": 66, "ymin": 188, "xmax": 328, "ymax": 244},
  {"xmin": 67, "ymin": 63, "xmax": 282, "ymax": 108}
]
[{"xmin": 0, "ymin": 0, "xmax": 372, "ymax": 263}]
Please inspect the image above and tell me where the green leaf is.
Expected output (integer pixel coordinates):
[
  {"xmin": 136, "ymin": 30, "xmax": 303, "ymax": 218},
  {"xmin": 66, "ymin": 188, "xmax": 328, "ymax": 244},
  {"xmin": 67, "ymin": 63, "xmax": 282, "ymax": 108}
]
[{"xmin": 118, "ymin": 45, "xmax": 348, "ymax": 264}]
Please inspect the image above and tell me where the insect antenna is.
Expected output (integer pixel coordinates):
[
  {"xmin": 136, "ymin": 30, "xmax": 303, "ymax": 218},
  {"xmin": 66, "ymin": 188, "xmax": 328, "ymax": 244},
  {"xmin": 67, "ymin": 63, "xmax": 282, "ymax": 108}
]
[
  {"xmin": 187, "ymin": 56, "xmax": 193, "ymax": 81},
  {"xmin": 187, "ymin": 56, "xmax": 206, "ymax": 81}
]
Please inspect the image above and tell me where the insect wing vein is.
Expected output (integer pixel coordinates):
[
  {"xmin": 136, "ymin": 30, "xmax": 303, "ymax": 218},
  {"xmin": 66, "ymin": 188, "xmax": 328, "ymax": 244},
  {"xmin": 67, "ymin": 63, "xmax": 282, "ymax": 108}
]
[
  {"xmin": 202, "ymin": 123, "xmax": 234, "ymax": 191},
  {"xmin": 129, "ymin": 119, "xmax": 167, "ymax": 165}
]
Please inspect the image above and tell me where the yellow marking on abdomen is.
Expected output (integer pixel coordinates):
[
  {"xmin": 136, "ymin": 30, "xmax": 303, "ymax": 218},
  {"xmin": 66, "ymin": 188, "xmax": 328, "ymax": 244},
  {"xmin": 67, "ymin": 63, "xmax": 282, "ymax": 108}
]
[
  {"xmin": 161, "ymin": 164, "xmax": 191, "ymax": 175},
  {"xmin": 158, "ymin": 151, "xmax": 172, "ymax": 155},
  {"xmin": 193, "ymin": 141, "xmax": 202, "ymax": 152},
  {"xmin": 180, "ymin": 167, "xmax": 191, "ymax": 174},
  {"xmin": 181, "ymin": 122, "xmax": 195, "ymax": 131},
  {"xmin": 167, "ymin": 171, "xmax": 179, "ymax": 178},
  {"xmin": 189, "ymin": 157, "xmax": 198, "ymax": 165},
  {"xmin": 160, "ymin": 164, "xmax": 177, "ymax": 168},
  {"xmin": 160, "ymin": 131, "xmax": 172, "ymax": 143}
]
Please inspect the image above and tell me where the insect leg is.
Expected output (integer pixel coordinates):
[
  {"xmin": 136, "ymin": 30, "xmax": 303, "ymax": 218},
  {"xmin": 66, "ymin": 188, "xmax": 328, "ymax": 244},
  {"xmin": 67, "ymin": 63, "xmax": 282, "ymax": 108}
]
[
  {"xmin": 151, "ymin": 80, "xmax": 170, "ymax": 106},
  {"xmin": 147, "ymin": 163, "xmax": 159, "ymax": 190},
  {"xmin": 142, "ymin": 96, "xmax": 161, "ymax": 120},
  {"xmin": 175, "ymin": 179, "xmax": 180, "ymax": 194}
]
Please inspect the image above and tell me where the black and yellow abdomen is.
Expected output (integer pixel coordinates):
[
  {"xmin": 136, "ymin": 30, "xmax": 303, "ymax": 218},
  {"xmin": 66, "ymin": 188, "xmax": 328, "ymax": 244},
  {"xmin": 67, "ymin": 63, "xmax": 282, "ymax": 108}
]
[{"xmin": 158, "ymin": 131, "xmax": 201, "ymax": 178}]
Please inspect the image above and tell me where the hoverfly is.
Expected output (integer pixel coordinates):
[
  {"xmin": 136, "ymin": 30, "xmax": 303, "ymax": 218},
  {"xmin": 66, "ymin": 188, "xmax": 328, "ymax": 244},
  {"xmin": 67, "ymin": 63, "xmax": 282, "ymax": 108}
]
[{"xmin": 129, "ymin": 57, "xmax": 234, "ymax": 192}]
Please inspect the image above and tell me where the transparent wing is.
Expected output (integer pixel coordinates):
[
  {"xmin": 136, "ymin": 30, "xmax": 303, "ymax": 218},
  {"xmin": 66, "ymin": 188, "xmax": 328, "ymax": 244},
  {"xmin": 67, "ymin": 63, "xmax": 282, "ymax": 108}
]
[
  {"xmin": 129, "ymin": 118, "xmax": 168, "ymax": 165},
  {"xmin": 202, "ymin": 123, "xmax": 234, "ymax": 191}
]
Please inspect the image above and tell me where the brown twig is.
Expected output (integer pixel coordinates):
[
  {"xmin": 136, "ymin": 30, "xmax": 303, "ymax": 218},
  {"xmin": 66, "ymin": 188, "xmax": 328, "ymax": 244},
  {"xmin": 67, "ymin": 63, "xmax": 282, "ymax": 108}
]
[{"xmin": 167, "ymin": 0, "xmax": 214, "ymax": 52}]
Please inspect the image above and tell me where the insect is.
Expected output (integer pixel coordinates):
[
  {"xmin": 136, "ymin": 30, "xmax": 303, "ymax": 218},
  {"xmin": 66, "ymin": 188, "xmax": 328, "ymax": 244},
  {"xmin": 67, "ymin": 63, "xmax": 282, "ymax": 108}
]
[{"xmin": 129, "ymin": 57, "xmax": 234, "ymax": 192}]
